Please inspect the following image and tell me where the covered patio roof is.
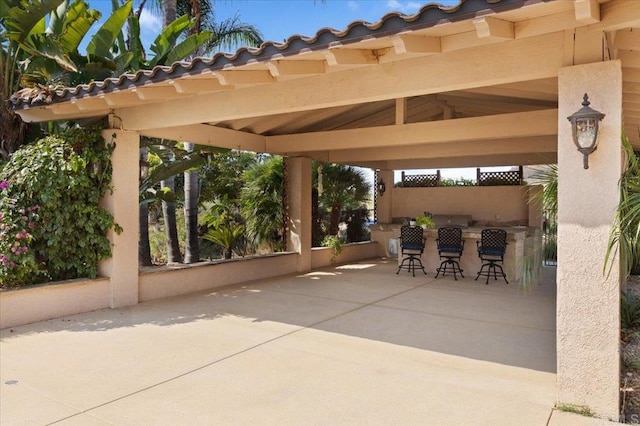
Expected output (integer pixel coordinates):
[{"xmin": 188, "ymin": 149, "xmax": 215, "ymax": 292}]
[{"xmin": 11, "ymin": 0, "xmax": 640, "ymax": 170}]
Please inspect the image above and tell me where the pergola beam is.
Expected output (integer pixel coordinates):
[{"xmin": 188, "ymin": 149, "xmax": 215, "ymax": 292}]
[
  {"xmin": 114, "ymin": 32, "xmax": 565, "ymax": 130},
  {"xmin": 140, "ymin": 124, "xmax": 266, "ymax": 152},
  {"xmin": 328, "ymin": 136, "xmax": 557, "ymax": 163},
  {"xmin": 265, "ymin": 109, "xmax": 558, "ymax": 154}
]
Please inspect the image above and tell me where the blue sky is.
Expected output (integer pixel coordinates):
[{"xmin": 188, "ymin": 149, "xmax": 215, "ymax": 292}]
[{"xmin": 91, "ymin": 0, "xmax": 460, "ymax": 54}]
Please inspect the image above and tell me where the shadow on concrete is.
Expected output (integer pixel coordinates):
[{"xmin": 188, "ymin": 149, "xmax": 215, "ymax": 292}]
[{"xmin": 0, "ymin": 259, "xmax": 557, "ymax": 374}]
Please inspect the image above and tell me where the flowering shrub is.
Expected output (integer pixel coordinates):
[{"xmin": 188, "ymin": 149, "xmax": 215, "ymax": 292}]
[
  {"xmin": 0, "ymin": 186, "xmax": 44, "ymax": 287},
  {"xmin": 0, "ymin": 127, "xmax": 119, "ymax": 288}
]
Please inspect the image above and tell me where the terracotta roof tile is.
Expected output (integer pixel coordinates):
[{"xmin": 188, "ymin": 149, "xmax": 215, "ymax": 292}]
[{"xmin": 10, "ymin": 0, "xmax": 536, "ymax": 109}]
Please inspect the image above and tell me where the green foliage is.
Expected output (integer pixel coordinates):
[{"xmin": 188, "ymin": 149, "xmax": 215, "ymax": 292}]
[
  {"xmin": 240, "ymin": 155, "xmax": 283, "ymax": 251},
  {"xmin": 556, "ymin": 404, "xmax": 593, "ymax": 417},
  {"xmin": 344, "ymin": 207, "xmax": 370, "ymax": 243},
  {"xmin": 0, "ymin": 128, "xmax": 119, "ymax": 287},
  {"xmin": 0, "ymin": 186, "xmax": 44, "ymax": 287},
  {"xmin": 439, "ymin": 177, "xmax": 476, "ymax": 187},
  {"xmin": 414, "ymin": 214, "xmax": 435, "ymax": 229},
  {"xmin": 202, "ymin": 206, "xmax": 245, "ymax": 260},
  {"xmin": 321, "ymin": 235, "xmax": 343, "ymax": 264},
  {"xmin": 622, "ymin": 294, "xmax": 640, "ymax": 330},
  {"xmin": 606, "ymin": 134, "xmax": 640, "ymax": 280}
]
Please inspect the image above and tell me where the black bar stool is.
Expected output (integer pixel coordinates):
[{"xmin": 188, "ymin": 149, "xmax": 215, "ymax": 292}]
[
  {"xmin": 435, "ymin": 227, "xmax": 465, "ymax": 280},
  {"xmin": 475, "ymin": 229, "xmax": 509, "ymax": 284},
  {"xmin": 396, "ymin": 225, "xmax": 427, "ymax": 277}
]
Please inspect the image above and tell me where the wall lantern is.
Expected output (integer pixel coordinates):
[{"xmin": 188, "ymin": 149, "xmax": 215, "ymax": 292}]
[
  {"xmin": 567, "ymin": 93, "xmax": 605, "ymax": 169},
  {"xmin": 377, "ymin": 179, "xmax": 386, "ymax": 196}
]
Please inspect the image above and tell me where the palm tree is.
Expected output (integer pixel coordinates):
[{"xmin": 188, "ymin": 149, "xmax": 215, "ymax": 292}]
[
  {"xmin": 318, "ymin": 164, "xmax": 371, "ymax": 236},
  {"xmin": 156, "ymin": 0, "xmax": 262, "ymax": 263},
  {"xmin": 241, "ymin": 155, "xmax": 284, "ymax": 251},
  {"xmin": 606, "ymin": 134, "xmax": 640, "ymax": 279}
]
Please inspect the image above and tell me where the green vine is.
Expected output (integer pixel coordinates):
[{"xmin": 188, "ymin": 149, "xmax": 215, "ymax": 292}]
[{"xmin": 0, "ymin": 127, "xmax": 120, "ymax": 288}]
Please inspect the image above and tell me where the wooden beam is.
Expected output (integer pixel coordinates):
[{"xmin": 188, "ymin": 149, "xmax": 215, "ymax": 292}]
[
  {"xmin": 116, "ymin": 32, "xmax": 565, "ymax": 130},
  {"xmin": 612, "ymin": 29, "xmax": 640, "ymax": 51},
  {"xmin": 395, "ymin": 98, "xmax": 407, "ymax": 125},
  {"xmin": 171, "ymin": 78, "xmax": 232, "ymax": 93},
  {"xmin": 72, "ymin": 97, "xmax": 109, "ymax": 111},
  {"xmin": 574, "ymin": 0, "xmax": 600, "ymax": 25},
  {"xmin": 265, "ymin": 109, "xmax": 558, "ymax": 153},
  {"xmin": 472, "ymin": 16, "xmax": 515, "ymax": 40},
  {"xmin": 216, "ymin": 70, "xmax": 274, "ymax": 85},
  {"xmin": 140, "ymin": 124, "xmax": 266, "ymax": 152},
  {"xmin": 392, "ymin": 34, "xmax": 441, "ymax": 55},
  {"xmin": 619, "ymin": 51, "xmax": 640, "ymax": 70},
  {"xmin": 328, "ymin": 135, "xmax": 557, "ymax": 163},
  {"xmin": 624, "ymin": 68, "xmax": 640, "ymax": 84},
  {"xmin": 103, "ymin": 91, "xmax": 140, "ymax": 106},
  {"xmin": 136, "ymin": 86, "xmax": 182, "ymax": 101},
  {"xmin": 323, "ymin": 49, "xmax": 377, "ymax": 66},
  {"xmin": 589, "ymin": 0, "xmax": 640, "ymax": 31},
  {"xmin": 266, "ymin": 60, "xmax": 326, "ymax": 77}
]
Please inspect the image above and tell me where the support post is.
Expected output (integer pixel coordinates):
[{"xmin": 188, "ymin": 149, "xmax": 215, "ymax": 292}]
[
  {"xmin": 376, "ymin": 169, "xmax": 394, "ymax": 224},
  {"xmin": 285, "ymin": 157, "xmax": 312, "ymax": 272},
  {"xmin": 99, "ymin": 129, "xmax": 140, "ymax": 308},
  {"xmin": 556, "ymin": 60, "xmax": 622, "ymax": 419}
]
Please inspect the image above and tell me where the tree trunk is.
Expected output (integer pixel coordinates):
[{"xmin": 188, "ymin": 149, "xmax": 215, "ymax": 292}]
[
  {"xmin": 0, "ymin": 99, "xmax": 28, "ymax": 161},
  {"xmin": 161, "ymin": 174, "xmax": 182, "ymax": 263},
  {"xmin": 329, "ymin": 203, "xmax": 341, "ymax": 236},
  {"xmin": 139, "ymin": 147, "xmax": 152, "ymax": 266},
  {"xmin": 162, "ymin": 0, "xmax": 176, "ymax": 27},
  {"xmin": 224, "ymin": 247, "xmax": 232, "ymax": 259},
  {"xmin": 183, "ymin": 142, "xmax": 199, "ymax": 263},
  {"xmin": 139, "ymin": 202, "xmax": 152, "ymax": 266}
]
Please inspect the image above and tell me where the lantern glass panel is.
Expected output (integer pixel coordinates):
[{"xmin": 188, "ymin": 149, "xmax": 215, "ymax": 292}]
[{"xmin": 576, "ymin": 118, "xmax": 597, "ymax": 148}]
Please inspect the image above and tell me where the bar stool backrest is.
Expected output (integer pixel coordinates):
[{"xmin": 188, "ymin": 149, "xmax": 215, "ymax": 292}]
[
  {"xmin": 479, "ymin": 229, "xmax": 507, "ymax": 256},
  {"xmin": 437, "ymin": 227, "xmax": 463, "ymax": 252}
]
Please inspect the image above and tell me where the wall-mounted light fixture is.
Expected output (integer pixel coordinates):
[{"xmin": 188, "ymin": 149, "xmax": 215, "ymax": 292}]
[
  {"xmin": 377, "ymin": 179, "xmax": 386, "ymax": 196},
  {"xmin": 567, "ymin": 93, "xmax": 605, "ymax": 169}
]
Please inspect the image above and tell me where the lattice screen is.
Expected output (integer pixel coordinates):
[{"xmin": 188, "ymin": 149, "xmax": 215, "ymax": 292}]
[
  {"xmin": 402, "ymin": 174, "xmax": 439, "ymax": 187},
  {"xmin": 478, "ymin": 169, "xmax": 522, "ymax": 186}
]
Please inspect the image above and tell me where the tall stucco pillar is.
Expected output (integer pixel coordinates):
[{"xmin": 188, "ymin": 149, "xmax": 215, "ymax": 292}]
[
  {"xmin": 376, "ymin": 169, "xmax": 394, "ymax": 224},
  {"xmin": 99, "ymin": 129, "xmax": 140, "ymax": 308},
  {"xmin": 285, "ymin": 156, "xmax": 312, "ymax": 272},
  {"xmin": 557, "ymin": 60, "xmax": 622, "ymax": 419}
]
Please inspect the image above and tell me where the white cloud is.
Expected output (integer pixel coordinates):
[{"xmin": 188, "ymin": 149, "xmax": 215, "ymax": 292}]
[
  {"xmin": 386, "ymin": 0, "xmax": 422, "ymax": 14},
  {"xmin": 139, "ymin": 9, "xmax": 162, "ymax": 34},
  {"xmin": 347, "ymin": 1, "xmax": 359, "ymax": 11}
]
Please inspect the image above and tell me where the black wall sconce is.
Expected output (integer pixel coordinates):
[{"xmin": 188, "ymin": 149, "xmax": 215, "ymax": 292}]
[
  {"xmin": 377, "ymin": 179, "xmax": 386, "ymax": 196},
  {"xmin": 567, "ymin": 93, "xmax": 605, "ymax": 169}
]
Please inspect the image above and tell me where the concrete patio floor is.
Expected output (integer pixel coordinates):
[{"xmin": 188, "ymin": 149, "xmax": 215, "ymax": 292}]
[{"xmin": 0, "ymin": 258, "xmax": 609, "ymax": 425}]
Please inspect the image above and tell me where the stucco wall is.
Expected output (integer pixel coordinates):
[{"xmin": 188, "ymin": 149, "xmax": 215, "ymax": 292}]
[
  {"xmin": 139, "ymin": 252, "xmax": 300, "ymax": 301},
  {"xmin": 391, "ymin": 186, "xmax": 531, "ymax": 225},
  {"xmin": 556, "ymin": 61, "xmax": 622, "ymax": 419},
  {"xmin": 0, "ymin": 278, "xmax": 110, "ymax": 329},
  {"xmin": 310, "ymin": 241, "xmax": 379, "ymax": 269}
]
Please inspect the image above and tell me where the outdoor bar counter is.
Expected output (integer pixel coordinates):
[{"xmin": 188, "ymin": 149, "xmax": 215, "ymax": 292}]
[{"xmin": 370, "ymin": 224, "xmax": 540, "ymax": 283}]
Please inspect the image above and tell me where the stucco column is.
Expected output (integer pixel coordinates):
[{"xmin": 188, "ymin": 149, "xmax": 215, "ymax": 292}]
[
  {"xmin": 376, "ymin": 169, "xmax": 394, "ymax": 224},
  {"xmin": 99, "ymin": 129, "xmax": 140, "ymax": 308},
  {"xmin": 285, "ymin": 156, "xmax": 312, "ymax": 272},
  {"xmin": 556, "ymin": 60, "xmax": 622, "ymax": 419}
]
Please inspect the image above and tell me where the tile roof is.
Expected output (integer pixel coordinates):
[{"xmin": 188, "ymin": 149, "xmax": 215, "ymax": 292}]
[{"xmin": 10, "ymin": 0, "xmax": 537, "ymax": 109}]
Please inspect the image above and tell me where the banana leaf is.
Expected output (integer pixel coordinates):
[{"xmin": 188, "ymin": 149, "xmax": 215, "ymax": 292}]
[{"xmin": 85, "ymin": 0, "xmax": 131, "ymax": 59}]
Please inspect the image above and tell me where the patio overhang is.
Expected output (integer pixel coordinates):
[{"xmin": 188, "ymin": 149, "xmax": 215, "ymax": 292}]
[{"xmin": 11, "ymin": 0, "xmax": 640, "ymax": 170}]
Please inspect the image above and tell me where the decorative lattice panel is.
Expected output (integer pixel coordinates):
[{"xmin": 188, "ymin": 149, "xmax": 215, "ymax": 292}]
[
  {"xmin": 402, "ymin": 174, "xmax": 439, "ymax": 187},
  {"xmin": 478, "ymin": 170, "xmax": 522, "ymax": 186}
]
